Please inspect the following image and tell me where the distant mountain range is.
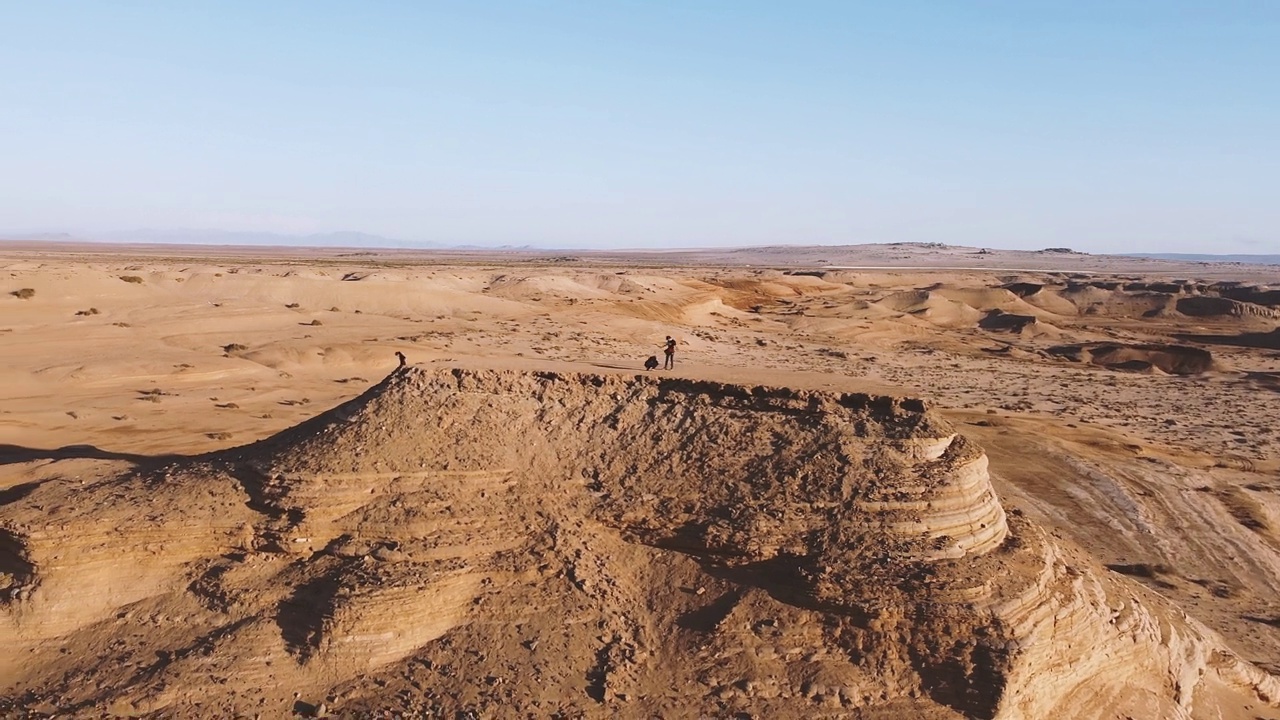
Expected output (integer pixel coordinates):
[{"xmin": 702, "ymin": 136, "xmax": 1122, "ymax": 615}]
[
  {"xmin": 0, "ymin": 229, "xmax": 544, "ymax": 251},
  {"xmin": 1126, "ymin": 253, "xmax": 1280, "ymax": 265},
  {"xmin": 91, "ymin": 229, "xmax": 447, "ymax": 249},
  {"xmin": 3, "ymin": 232, "xmax": 1277, "ymax": 264}
]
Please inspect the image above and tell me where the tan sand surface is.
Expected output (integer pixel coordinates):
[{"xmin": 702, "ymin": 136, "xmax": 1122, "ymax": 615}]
[{"xmin": 2, "ymin": 243, "xmax": 1280, "ymax": 718}]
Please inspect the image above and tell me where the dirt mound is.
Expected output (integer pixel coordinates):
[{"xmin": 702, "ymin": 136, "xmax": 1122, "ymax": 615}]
[
  {"xmin": 994, "ymin": 283, "xmax": 1079, "ymax": 316},
  {"xmin": 1058, "ymin": 284, "xmax": 1178, "ymax": 318},
  {"xmin": 873, "ymin": 290, "xmax": 983, "ymax": 327},
  {"xmin": 1176, "ymin": 296, "xmax": 1280, "ymax": 320},
  {"xmin": 1216, "ymin": 284, "xmax": 1280, "ymax": 307},
  {"xmin": 1049, "ymin": 343, "xmax": 1217, "ymax": 375},
  {"xmin": 2, "ymin": 368, "xmax": 1275, "ymax": 718},
  {"xmin": 932, "ymin": 287, "xmax": 1036, "ymax": 313},
  {"xmin": 1179, "ymin": 327, "xmax": 1280, "ymax": 351},
  {"xmin": 877, "ymin": 285, "xmax": 1066, "ymax": 324},
  {"xmin": 1044, "ymin": 280, "xmax": 1280, "ymax": 322},
  {"xmin": 1123, "ymin": 281, "xmax": 1201, "ymax": 294},
  {"xmin": 706, "ymin": 275, "xmax": 850, "ymax": 303}
]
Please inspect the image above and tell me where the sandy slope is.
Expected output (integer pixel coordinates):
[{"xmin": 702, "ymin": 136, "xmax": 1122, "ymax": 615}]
[{"xmin": 2, "ymin": 245, "xmax": 1280, "ymax": 718}]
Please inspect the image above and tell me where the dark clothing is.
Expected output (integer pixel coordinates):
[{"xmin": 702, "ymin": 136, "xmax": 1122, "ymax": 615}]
[
  {"xmin": 395, "ymin": 351, "xmax": 407, "ymax": 368},
  {"xmin": 663, "ymin": 340, "xmax": 676, "ymax": 370}
]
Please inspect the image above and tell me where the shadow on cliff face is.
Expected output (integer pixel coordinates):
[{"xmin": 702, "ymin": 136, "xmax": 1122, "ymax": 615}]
[
  {"xmin": 276, "ymin": 561, "xmax": 348, "ymax": 663},
  {"xmin": 1177, "ymin": 328, "xmax": 1280, "ymax": 351}
]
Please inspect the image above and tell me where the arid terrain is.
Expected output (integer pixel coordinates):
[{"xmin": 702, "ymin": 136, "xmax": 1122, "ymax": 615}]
[{"xmin": 2, "ymin": 242, "xmax": 1280, "ymax": 719}]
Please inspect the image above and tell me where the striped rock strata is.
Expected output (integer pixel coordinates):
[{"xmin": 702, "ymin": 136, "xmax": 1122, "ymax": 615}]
[{"xmin": 0, "ymin": 367, "xmax": 1275, "ymax": 718}]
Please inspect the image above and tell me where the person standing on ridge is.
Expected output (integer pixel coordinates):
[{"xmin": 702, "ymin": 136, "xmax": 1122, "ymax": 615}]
[{"xmin": 663, "ymin": 336, "xmax": 677, "ymax": 370}]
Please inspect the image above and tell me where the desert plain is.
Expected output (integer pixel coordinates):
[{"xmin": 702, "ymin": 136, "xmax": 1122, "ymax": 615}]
[{"xmin": 2, "ymin": 241, "xmax": 1280, "ymax": 719}]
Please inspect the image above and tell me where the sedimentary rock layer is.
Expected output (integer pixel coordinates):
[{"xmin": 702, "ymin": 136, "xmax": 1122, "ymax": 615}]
[{"xmin": 1, "ymin": 367, "xmax": 1275, "ymax": 718}]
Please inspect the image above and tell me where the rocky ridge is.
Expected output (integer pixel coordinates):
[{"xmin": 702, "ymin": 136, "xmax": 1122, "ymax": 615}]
[{"xmin": 1, "ymin": 367, "xmax": 1276, "ymax": 718}]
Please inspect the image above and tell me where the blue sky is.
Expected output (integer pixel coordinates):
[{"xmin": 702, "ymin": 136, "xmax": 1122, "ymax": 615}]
[{"xmin": 1, "ymin": 1, "xmax": 1276, "ymax": 252}]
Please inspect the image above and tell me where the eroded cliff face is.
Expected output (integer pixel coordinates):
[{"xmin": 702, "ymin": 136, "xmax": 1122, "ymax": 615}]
[{"xmin": 1, "ymin": 368, "xmax": 1275, "ymax": 718}]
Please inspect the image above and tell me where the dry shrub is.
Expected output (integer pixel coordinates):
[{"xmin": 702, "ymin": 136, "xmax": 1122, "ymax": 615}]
[
  {"xmin": 10, "ymin": 288, "xmax": 35, "ymax": 299},
  {"xmin": 119, "ymin": 276, "xmax": 144, "ymax": 284}
]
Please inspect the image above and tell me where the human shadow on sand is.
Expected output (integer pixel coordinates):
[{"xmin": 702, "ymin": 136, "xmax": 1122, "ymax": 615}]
[{"xmin": 0, "ymin": 443, "xmax": 190, "ymax": 467}]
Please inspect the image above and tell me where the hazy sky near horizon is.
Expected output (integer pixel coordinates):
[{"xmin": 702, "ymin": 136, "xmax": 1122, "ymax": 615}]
[{"xmin": 2, "ymin": 2, "xmax": 1277, "ymax": 252}]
